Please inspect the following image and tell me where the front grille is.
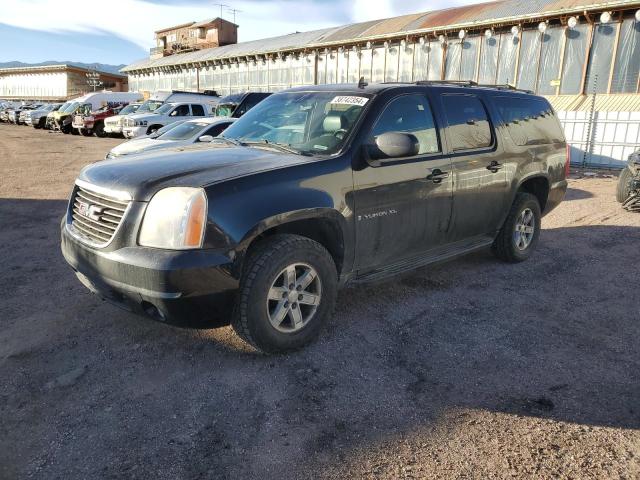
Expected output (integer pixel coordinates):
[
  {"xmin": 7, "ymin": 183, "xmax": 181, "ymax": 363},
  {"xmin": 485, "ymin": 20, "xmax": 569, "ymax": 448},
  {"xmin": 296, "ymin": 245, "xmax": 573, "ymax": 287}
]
[
  {"xmin": 124, "ymin": 118, "xmax": 134, "ymax": 127},
  {"xmin": 70, "ymin": 185, "xmax": 130, "ymax": 246}
]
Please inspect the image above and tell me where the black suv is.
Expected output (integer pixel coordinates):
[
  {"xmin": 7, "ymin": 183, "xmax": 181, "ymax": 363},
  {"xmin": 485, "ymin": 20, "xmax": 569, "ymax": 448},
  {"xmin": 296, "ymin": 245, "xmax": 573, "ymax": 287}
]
[{"xmin": 61, "ymin": 82, "xmax": 568, "ymax": 353}]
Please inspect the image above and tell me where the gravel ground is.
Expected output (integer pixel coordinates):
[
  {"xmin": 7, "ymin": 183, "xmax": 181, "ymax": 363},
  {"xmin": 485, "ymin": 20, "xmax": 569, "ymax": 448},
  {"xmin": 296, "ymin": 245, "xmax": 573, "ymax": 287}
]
[{"xmin": 1, "ymin": 123, "xmax": 639, "ymax": 479}]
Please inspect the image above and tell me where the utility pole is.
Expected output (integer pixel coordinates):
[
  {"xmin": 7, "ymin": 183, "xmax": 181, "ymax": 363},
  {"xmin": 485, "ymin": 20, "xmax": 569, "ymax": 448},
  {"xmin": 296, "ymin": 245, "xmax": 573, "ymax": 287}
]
[
  {"xmin": 213, "ymin": 3, "xmax": 229, "ymax": 19},
  {"xmin": 227, "ymin": 8, "xmax": 242, "ymax": 25}
]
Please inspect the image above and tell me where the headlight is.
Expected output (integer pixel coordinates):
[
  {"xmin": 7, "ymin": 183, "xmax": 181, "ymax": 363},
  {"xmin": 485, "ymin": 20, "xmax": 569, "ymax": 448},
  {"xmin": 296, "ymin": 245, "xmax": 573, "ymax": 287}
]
[{"xmin": 139, "ymin": 187, "xmax": 207, "ymax": 249}]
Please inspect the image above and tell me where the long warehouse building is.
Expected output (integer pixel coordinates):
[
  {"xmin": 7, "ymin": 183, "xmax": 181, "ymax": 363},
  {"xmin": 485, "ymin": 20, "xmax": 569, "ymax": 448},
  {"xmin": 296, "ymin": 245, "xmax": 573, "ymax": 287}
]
[{"xmin": 123, "ymin": 0, "xmax": 640, "ymax": 168}]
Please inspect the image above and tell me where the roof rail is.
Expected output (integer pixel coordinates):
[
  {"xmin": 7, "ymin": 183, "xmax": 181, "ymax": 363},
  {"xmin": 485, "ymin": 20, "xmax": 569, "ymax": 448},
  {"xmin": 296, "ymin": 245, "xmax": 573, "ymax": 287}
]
[
  {"xmin": 477, "ymin": 84, "xmax": 534, "ymax": 94},
  {"xmin": 414, "ymin": 80, "xmax": 533, "ymax": 94}
]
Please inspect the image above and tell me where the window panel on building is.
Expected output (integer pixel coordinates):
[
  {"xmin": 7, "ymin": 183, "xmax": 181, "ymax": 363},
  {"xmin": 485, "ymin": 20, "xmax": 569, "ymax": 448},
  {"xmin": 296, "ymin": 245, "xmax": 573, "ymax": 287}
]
[
  {"xmin": 611, "ymin": 18, "xmax": 640, "ymax": 93},
  {"xmin": 359, "ymin": 48, "xmax": 373, "ymax": 82},
  {"xmin": 316, "ymin": 54, "xmax": 326, "ymax": 84},
  {"xmin": 427, "ymin": 41, "xmax": 443, "ymax": 80},
  {"xmin": 372, "ymin": 47, "xmax": 386, "ymax": 82},
  {"xmin": 348, "ymin": 49, "xmax": 360, "ymax": 83},
  {"xmin": 326, "ymin": 52, "xmax": 338, "ymax": 84},
  {"xmin": 460, "ymin": 36, "xmax": 480, "ymax": 81},
  {"xmin": 445, "ymin": 40, "xmax": 462, "ymax": 80},
  {"xmin": 337, "ymin": 50, "xmax": 349, "ymax": 83},
  {"xmin": 517, "ymin": 30, "xmax": 541, "ymax": 91},
  {"xmin": 385, "ymin": 45, "xmax": 399, "ymax": 82},
  {"xmin": 560, "ymin": 23, "xmax": 589, "ymax": 94},
  {"xmin": 585, "ymin": 23, "xmax": 618, "ymax": 93},
  {"xmin": 536, "ymin": 27, "xmax": 563, "ymax": 94},
  {"xmin": 497, "ymin": 32, "xmax": 519, "ymax": 85},
  {"xmin": 399, "ymin": 43, "xmax": 414, "ymax": 82},
  {"xmin": 413, "ymin": 42, "xmax": 429, "ymax": 82},
  {"xmin": 478, "ymin": 35, "xmax": 499, "ymax": 84}
]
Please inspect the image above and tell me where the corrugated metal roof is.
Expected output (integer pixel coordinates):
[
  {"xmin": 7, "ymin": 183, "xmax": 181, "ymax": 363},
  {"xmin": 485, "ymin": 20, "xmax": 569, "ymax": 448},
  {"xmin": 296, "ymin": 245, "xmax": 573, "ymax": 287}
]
[{"xmin": 123, "ymin": 0, "xmax": 640, "ymax": 72}]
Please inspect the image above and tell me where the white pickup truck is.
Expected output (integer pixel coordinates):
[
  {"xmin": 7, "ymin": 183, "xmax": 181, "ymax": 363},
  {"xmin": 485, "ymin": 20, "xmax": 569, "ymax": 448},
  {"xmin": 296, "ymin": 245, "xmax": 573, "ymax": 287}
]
[{"xmin": 122, "ymin": 101, "xmax": 215, "ymax": 138}]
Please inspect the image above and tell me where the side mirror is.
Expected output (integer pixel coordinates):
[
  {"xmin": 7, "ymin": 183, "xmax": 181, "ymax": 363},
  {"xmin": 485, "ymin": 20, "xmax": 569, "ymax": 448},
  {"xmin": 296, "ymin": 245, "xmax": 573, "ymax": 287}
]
[
  {"xmin": 367, "ymin": 132, "xmax": 419, "ymax": 165},
  {"xmin": 198, "ymin": 135, "xmax": 214, "ymax": 143}
]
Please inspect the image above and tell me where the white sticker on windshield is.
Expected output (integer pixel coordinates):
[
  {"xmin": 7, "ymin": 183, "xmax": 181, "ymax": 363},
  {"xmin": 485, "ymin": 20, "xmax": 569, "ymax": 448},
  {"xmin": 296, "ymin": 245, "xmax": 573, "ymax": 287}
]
[{"xmin": 330, "ymin": 96, "xmax": 369, "ymax": 107}]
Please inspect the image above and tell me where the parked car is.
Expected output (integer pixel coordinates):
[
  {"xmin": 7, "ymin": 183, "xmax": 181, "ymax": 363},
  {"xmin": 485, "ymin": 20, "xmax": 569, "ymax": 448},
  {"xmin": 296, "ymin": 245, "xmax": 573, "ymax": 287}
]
[
  {"xmin": 122, "ymin": 101, "xmax": 214, "ymax": 138},
  {"xmin": 215, "ymin": 92, "xmax": 272, "ymax": 118},
  {"xmin": 616, "ymin": 149, "xmax": 640, "ymax": 210},
  {"xmin": 18, "ymin": 105, "xmax": 43, "ymax": 125},
  {"xmin": 52, "ymin": 92, "xmax": 142, "ymax": 134},
  {"xmin": 103, "ymin": 102, "xmax": 142, "ymax": 137},
  {"xmin": 72, "ymin": 100, "xmax": 141, "ymax": 137},
  {"xmin": 61, "ymin": 82, "xmax": 569, "ymax": 353},
  {"xmin": 106, "ymin": 117, "xmax": 235, "ymax": 159},
  {"xmin": 25, "ymin": 103, "xmax": 63, "ymax": 128}
]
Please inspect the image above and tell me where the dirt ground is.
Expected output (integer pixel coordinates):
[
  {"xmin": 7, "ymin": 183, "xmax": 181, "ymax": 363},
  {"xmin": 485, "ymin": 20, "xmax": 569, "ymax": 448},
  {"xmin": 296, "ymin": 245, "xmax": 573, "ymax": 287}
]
[{"xmin": 0, "ymin": 123, "xmax": 639, "ymax": 479}]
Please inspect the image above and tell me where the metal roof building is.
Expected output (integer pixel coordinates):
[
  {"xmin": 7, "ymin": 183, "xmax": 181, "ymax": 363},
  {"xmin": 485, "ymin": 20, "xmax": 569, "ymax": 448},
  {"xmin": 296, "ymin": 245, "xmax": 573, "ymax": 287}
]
[
  {"xmin": 0, "ymin": 64, "xmax": 128, "ymax": 101},
  {"xmin": 122, "ymin": 0, "xmax": 640, "ymax": 167}
]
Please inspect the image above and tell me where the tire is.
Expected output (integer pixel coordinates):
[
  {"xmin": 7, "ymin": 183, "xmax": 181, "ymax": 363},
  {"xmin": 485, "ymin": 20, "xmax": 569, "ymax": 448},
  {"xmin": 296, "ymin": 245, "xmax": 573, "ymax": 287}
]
[
  {"xmin": 71, "ymin": 128, "xmax": 80, "ymax": 135},
  {"xmin": 232, "ymin": 234, "xmax": 338, "ymax": 354},
  {"xmin": 80, "ymin": 128, "xmax": 93, "ymax": 137},
  {"xmin": 492, "ymin": 192, "xmax": 542, "ymax": 263},
  {"xmin": 616, "ymin": 167, "xmax": 632, "ymax": 203},
  {"xmin": 94, "ymin": 121, "xmax": 107, "ymax": 138}
]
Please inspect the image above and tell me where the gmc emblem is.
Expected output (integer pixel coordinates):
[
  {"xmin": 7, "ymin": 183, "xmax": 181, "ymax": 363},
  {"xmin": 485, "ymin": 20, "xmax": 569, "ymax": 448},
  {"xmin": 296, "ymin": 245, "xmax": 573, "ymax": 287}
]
[{"xmin": 77, "ymin": 202, "xmax": 103, "ymax": 221}]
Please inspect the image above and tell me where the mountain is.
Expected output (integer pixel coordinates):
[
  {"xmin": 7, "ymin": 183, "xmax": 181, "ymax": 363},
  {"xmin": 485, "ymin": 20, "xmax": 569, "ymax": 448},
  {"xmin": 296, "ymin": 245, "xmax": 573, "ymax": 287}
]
[{"xmin": 0, "ymin": 61, "xmax": 126, "ymax": 75}]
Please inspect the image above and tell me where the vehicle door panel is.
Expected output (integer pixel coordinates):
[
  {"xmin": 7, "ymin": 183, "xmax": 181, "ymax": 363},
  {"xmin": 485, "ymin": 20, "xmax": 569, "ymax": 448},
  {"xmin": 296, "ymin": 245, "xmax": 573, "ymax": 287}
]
[
  {"xmin": 353, "ymin": 93, "xmax": 453, "ymax": 271},
  {"xmin": 439, "ymin": 94, "xmax": 509, "ymax": 242}
]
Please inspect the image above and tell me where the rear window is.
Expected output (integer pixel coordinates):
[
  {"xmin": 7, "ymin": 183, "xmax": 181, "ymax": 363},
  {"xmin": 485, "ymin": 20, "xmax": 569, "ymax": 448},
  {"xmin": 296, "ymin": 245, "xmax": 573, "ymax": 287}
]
[
  {"xmin": 493, "ymin": 97, "xmax": 564, "ymax": 145},
  {"xmin": 441, "ymin": 95, "xmax": 492, "ymax": 151}
]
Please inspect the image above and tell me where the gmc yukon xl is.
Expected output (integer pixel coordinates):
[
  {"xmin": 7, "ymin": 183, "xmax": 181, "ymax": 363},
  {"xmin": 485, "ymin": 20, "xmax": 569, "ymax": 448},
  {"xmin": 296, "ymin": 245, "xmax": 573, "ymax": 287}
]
[{"xmin": 61, "ymin": 82, "xmax": 568, "ymax": 353}]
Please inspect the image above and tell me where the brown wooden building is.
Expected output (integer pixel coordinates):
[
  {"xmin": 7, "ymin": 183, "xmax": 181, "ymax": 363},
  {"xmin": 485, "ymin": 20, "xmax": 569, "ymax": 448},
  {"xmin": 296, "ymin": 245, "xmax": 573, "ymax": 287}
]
[{"xmin": 151, "ymin": 17, "xmax": 238, "ymax": 59}]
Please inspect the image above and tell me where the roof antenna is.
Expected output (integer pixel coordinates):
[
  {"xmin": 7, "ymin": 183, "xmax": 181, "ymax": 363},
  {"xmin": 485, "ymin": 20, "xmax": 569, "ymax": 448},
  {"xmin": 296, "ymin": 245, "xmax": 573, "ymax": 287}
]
[{"xmin": 358, "ymin": 76, "xmax": 368, "ymax": 89}]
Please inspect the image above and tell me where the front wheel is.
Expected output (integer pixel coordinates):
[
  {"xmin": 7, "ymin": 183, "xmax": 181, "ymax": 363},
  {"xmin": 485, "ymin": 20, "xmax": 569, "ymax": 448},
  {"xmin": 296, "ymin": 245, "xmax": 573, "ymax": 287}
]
[
  {"xmin": 616, "ymin": 167, "xmax": 633, "ymax": 203},
  {"xmin": 492, "ymin": 192, "xmax": 542, "ymax": 263},
  {"xmin": 94, "ymin": 121, "xmax": 107, "ymax": 138},
  {"xmin": 80, "ymin": 128, "xmax": 93, "ymax": 137},
  {"xmin": 232, "ymin": 234, "xmax": 338, "ymax": 354}
]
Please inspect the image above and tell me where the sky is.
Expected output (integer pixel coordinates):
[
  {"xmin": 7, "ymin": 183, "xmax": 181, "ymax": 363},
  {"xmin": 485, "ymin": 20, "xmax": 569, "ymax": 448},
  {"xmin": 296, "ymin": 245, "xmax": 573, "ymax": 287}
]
[{"xmin": 0, "ymin": 0, "xmax": 486, "ymax": 65}]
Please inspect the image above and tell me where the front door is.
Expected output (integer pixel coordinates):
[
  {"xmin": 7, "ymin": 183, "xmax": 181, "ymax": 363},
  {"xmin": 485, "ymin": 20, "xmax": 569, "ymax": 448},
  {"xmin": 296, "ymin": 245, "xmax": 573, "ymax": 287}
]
[
  {"xmin": 353, "ymin": 93, "xmax": 453, "ymax": 272},
  {"xmin": 439, "ymin": 93, "xmax": 509, "ymax": 241}
]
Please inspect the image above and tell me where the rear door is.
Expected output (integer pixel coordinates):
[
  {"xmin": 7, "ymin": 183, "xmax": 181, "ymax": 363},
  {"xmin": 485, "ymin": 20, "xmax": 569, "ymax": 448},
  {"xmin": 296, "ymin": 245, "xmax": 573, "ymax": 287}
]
[
  {"xmin": 190, "ymin": 104, "xmax": 206, "ymax": 118},
  {"xmin": 353, "ymin": 92, "xmax": 453, "ymax": 271},
  {"xmin": 439, "ymin": 93, "xmax": 510, "ymax": 241}
]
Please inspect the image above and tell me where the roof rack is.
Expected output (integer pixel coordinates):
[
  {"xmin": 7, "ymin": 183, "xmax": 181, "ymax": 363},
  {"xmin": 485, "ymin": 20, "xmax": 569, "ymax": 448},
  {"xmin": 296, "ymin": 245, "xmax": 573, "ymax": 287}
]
[{"xmin": 414, "ymin": 80, "xmax": 533, "ymax": 94}]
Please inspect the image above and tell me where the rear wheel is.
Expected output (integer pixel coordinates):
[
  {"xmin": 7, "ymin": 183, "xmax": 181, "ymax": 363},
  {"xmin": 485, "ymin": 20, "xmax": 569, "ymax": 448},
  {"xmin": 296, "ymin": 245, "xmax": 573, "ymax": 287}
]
[
  {"xmin": 80, "ymin": 128, "xmax": 93, "ymax": 137},
  {"xmin": 492, "ymin": 192, "xmax": 541, "ymax": 263},
  {"xmin": 232, "ymin": 234, "xmax": 337, "ymax": 354},
  {"xmin": 616, "ymin": 167, "xmax": 633, "ymax": 203},
  {"xmin": 94, "ymin": 121, "xmax": 107, "ymax": 138}
]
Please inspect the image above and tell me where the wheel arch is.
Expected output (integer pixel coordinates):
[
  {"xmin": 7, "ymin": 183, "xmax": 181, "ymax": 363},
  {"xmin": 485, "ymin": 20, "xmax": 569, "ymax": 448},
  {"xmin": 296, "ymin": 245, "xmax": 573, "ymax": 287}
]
[
  {"xmin": 515, "ymin": 174, "xmax": 550, "ymax": 212},
  {"xmin": 236, "ymin": 209, "xmax": 350, "ymax": 279}
]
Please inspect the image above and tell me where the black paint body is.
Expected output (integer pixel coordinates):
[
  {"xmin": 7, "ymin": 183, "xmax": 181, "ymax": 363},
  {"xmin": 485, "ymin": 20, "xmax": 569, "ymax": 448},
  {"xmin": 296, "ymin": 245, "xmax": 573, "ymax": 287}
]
[{"xmin": 61, "ymin": 83, "xmax": 568, "ymax": 325}]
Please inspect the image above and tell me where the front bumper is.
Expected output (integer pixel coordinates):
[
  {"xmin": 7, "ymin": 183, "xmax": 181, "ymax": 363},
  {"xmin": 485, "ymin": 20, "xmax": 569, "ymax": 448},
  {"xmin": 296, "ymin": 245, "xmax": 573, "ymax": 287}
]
[
  {"xmin": 123, "ymin": 126, "xmax": 146, "ymax": 138},
  {"xmin": 60, "ymin": 221, "xmax": 239, "ymax": 327},
  {"xmin": 104, "ymin": 124, "xmax": 122, "ymax": 134}
]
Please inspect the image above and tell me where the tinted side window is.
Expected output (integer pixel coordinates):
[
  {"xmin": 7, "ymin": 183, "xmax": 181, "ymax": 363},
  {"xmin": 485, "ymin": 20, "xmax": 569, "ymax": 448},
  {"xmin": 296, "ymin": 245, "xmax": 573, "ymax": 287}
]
[
  {"xmin": 171, "ymin": 104, "xmax": 190, "ymax": 117},
  {"xmin": 204, "ymin": 122, "xmax": 231, "ymax": 137},
  {"xmin": 371, "ymin": 94, "xmax": 439, "ymax": 155},
  {"xmin": 236, "ymin": 94, "xmax": 267, "ymax": 117},
  {"xmin": 191, "ymin": 104, "xmax": 205, "ymax": 116},
  {"xmin": 493, "ymin": 97, "xmax": 564, "ymax": 145},
  {"xmin": 441, "ymin": 95, "xmax": 492, "ymax": 151}
]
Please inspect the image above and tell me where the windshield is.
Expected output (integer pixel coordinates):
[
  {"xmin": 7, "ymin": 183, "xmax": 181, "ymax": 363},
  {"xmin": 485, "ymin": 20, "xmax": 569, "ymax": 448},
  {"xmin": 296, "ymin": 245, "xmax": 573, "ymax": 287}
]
[
  {"xmin": 221, "ymin": 91, "xmax": 369, "ymax": 155},
  {"xmin": 78, "ymin": 103, "xmax": 92, "ymax": 115},
  {"xmin": 157, "ymin": 121, "xmax": 210, "ymax": 141},
  {"xmin": 137, "ymin": 100, "xmax": 163, "ymax": 113},
  {"xmin": 119, "ymin": 104, "xmax": 140, "ymax": 115},
  {"xmin": 154, "ymin": 103, "xmax": 175, "ymax": 115},
  {"xmin": 60, "ymin": 102, "xmax": 76, "ymax": 113}
]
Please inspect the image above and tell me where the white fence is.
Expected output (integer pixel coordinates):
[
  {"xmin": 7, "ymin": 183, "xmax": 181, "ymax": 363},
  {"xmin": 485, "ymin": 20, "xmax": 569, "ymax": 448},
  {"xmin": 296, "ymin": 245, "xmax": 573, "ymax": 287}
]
[{"xmin": 558, "ymin": 110, "xmax": 640, "ymax": 168}]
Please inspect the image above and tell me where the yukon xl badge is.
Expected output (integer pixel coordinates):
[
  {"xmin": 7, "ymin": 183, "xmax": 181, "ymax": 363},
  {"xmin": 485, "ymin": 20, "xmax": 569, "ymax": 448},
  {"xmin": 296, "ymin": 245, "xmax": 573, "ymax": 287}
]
[{"xmin": 358, "ymin": 209, "xmax": 398, "ymax": 221}]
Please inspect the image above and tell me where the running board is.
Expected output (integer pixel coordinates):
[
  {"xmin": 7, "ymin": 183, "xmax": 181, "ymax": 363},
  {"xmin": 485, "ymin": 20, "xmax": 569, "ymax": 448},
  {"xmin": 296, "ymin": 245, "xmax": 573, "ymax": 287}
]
[{"xmin": 354, "ymin": 236, "xmax": 494, "ymax": 283}]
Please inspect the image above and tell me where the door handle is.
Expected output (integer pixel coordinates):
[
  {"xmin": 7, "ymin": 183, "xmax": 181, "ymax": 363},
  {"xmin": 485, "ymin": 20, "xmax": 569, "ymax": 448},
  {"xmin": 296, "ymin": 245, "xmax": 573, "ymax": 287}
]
[
  {"xmin": 426, "ymin": 169, "xmax": 450, "ymax": 184},
  {"xmin": 486, "ymin": 160, "xmax": 503, "ymax": 173}
]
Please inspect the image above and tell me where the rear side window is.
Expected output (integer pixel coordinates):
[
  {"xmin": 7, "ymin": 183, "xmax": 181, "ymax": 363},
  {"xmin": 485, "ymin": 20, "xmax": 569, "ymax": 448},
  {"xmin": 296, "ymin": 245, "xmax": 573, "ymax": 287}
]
[
  {"xmin": 493, "ymin": 97, "xmax": 564, "ymax": 145},
  {"xmin": 191, "ymin": 104, "xmax": 205, "ymax": 116},
  {"xmin": 171, "ymin": 104, "xmax": 190, "ymax": 117},
  {"xmin": 441, "ymin": 95, "xmax": 492, "ymax": 151}
]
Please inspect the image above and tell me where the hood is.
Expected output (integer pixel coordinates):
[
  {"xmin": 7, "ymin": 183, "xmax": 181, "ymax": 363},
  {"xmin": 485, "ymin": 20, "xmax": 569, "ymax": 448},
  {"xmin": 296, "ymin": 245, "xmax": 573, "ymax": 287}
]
[
  {"xmin": 79, "ymin": 144, "xmax": 313, "ymax": 201},
  {"xmin": 109, "ymin": 138, "xmax": 174, "ymax": 156},
  {"xmin": 127, "ymin": 112, "xmax": 162, "ymax": 122}
]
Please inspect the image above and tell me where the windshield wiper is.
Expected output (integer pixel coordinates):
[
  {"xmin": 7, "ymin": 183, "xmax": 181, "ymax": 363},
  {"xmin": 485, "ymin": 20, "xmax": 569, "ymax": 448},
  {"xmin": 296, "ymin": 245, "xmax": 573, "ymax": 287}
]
[
  {"xmin": 213, "ymin": 136, "xmax": 245, "ymax": 146},
  {"xmin": 241, "ymin": 139, "xmax": 310, "ymax": 156}
]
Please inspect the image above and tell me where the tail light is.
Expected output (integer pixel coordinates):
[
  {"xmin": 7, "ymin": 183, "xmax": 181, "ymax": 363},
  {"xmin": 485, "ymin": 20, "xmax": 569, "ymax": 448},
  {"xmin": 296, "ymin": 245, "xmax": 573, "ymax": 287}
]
[{"xmin": 564, "ymin": 143, "xmax": 571, "ymax": 178}]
